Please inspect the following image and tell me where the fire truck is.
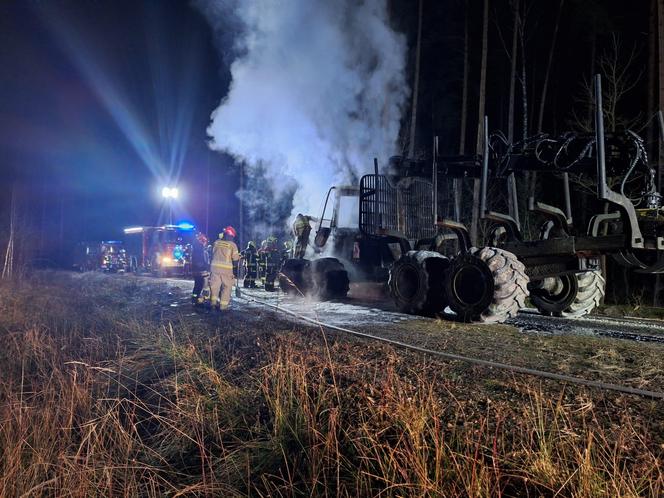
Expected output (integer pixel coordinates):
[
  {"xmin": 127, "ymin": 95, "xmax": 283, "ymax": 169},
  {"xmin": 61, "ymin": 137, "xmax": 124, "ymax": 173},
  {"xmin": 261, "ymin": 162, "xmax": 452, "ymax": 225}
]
[{"xmin": 123, "ymin": 223, "xmax": 196, "ymax": 277}]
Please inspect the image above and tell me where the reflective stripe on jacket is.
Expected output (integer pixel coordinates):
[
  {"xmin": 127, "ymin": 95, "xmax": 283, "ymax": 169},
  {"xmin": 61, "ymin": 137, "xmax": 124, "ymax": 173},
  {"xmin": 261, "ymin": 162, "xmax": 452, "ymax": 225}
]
[{"xmin": 211, "ymin": 239, "xmax": 240, "ymax": 270}]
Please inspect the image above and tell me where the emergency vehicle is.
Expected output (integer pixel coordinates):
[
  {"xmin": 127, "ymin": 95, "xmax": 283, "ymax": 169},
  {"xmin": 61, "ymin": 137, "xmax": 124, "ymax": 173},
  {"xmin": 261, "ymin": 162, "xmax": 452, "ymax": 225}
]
[{"xmin": 123, "ymin": 223, "xmax": 196, "ymax": 276}]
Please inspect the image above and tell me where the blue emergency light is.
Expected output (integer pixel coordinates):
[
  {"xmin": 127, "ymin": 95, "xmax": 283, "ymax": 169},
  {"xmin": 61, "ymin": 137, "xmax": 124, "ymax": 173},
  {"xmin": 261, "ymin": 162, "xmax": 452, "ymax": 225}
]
[{"xmin": 173, "ymin": 245, "xmax": 185, "ymax": 261}]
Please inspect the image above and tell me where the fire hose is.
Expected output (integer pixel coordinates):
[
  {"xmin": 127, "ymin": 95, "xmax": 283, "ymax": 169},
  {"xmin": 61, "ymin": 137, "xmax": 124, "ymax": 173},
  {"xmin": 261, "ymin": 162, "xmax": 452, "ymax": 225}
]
[{"xmin": 237, "ymin": 292, "xmax": 664, "ymax": 400}]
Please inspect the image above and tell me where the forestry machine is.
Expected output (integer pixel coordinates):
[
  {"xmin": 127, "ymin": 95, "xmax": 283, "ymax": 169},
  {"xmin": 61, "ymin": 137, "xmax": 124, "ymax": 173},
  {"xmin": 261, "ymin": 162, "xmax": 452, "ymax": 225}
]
[
  {"xmin": 279, "ymin": 158, "xmax": 433, "ymax": 298},
  {"xmin": 281, "ymin": 75, "xmax": 664, "ymax": 323},
  {"xmin": 388, "ymin": 74, "xmax": 664, "ymax": 322}
]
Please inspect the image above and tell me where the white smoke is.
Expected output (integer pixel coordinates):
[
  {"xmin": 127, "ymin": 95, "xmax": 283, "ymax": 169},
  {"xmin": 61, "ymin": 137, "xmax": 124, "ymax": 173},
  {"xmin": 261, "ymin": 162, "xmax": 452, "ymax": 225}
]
[{"xmin": 199, "ymin": 0, "xmax": 409, "ymax": 227}]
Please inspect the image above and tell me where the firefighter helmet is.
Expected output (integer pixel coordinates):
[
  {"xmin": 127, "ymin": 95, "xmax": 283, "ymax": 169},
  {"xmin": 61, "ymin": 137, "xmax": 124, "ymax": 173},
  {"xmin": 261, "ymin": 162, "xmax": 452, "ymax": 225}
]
[
  {"xmin": 283, "ymin": 240, "xmax": 293, "ymax": 250},
  {"xmin": 196, "ymin": 232, "xmax": 208, "ymax": 245},
  {"xmin": 247, "ymin": 241, "xmax": 256, "ymax": 249},
  {"xmin": 223, "ymin": 226, "xmax": 237, "ymax": 238}
]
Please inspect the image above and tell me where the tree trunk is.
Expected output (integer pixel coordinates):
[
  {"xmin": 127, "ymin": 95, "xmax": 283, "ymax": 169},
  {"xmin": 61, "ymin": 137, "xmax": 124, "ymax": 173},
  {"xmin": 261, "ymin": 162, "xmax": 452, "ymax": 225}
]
[
  {"xmin": 519, "ymin": 3, "xmax": 528, "ymax": 144},
  {"xmin": 654, "ymin": 0, "xmax": 664, "ymax": 306},
  {"xmin": 648, "ymin": 1, "xmax": 656, "ymax": 156},
  {"xmin": 239, "ymin": 162, "xmax": 244, "ymax": 249},
  {"xmin": 2, "ymin": 186, "xmax": 16, "ymax": 279},
  {"xmin": 530, "ymin": 0, "xmax": 565, "ymax": 198},
  {"xmin": 470, "ymin": 0, "xmax": 489, "ymax": 246},
  {"xmin": 658, "ymin": 0, "xmax": 664, "ymax": 174},
  {"xmin": 40, "ymin": 178, "xmax": 47, "ymax": 259},
  {"xmin": 205, "ymin": 150, "xmax": 210, "ymax": 235},
  {"xmin": 59, "ymin": 194, "xmax": 64, "ymax": 254},
  {"xmin": 407, "ymin": 0, "xmax": 423, "ymax": 159},
  {"xmin": 588, "ymin": 24, "xmax": 596, "ymax": 126},
  {"xmin": 650, "ymin": 0, "xmax": 657, "ymax": 305},
  {"xmin": 506, "ymin": 0, "xmax": 520, "ymax": 225},
  {"xmin": 507, "ymin": 1, "xmax": 519, "ymax": 143},
  {"xmin": 455, "ymin": 0, "xmax": 469, "ymax": 222},
  {"xmin": 518, "ymin": 4, "xmax": 530, "ymax": 236},
  {"xmin": 536, "ymin": 0, "xmax": 565, "ymax": 133}
]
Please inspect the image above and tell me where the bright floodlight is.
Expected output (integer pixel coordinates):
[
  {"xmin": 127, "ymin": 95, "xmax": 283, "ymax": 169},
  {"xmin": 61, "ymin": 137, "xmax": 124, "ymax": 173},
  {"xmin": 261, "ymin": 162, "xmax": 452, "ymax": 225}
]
[{"xmin": 162, "ymin": 186, "xmax": 179, "ymax": 199}]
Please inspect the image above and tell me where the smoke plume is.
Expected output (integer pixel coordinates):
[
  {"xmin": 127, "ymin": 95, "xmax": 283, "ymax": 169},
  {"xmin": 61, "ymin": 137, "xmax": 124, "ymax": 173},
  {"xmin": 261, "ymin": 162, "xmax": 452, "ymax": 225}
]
[{"xmin": 199, "ymin": 0, "xmax": 408, "ymax": 232}]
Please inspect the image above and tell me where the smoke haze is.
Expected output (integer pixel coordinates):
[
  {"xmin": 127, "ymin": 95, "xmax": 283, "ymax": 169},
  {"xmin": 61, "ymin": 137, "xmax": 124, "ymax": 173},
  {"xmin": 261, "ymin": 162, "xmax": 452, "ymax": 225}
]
[{"xmin": 198, "ymin": 0, "xmax": 409, "ymax": 232}]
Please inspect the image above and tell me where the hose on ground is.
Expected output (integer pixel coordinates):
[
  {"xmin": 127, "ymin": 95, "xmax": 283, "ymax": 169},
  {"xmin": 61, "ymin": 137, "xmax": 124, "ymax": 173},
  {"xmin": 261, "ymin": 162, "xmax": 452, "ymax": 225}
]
[{"xmin": 237, "ymin": 293, "xmax": 664, "ymax": 400}]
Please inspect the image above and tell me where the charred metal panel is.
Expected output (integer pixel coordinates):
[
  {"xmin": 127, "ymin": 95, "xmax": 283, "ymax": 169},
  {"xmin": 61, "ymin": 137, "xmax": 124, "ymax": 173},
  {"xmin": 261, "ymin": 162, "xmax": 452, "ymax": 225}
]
[{"xmin": 360, "ymin": 174, "xmax": 437, "ymax": 240}]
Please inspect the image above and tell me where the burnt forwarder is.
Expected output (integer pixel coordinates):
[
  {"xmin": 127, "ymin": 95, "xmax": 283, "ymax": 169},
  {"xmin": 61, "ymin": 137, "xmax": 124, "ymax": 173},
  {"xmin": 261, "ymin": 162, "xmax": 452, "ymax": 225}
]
[
  {"xmin": 282, "ymin": 75, "xmax": 664, "ymax": 323},
  {"xmin": 279, "ymin": 158, "xmax": 466, "ymax": 301},
  {"xmin": 392, "ymin": 74, "xmax": 664, "ymax": 322}
]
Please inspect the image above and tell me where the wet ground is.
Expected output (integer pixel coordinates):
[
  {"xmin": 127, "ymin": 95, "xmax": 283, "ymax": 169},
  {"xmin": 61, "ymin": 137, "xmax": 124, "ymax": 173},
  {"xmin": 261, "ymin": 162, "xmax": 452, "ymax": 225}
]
[
  {"xmin": 164, "ymin": 277, "xmax": 664, "ymax": 345},
  {"xmin": 511, "ymin": 310, "xmax": 664, "ymax": 343},
  {"xmin": 54, "ymin": 271, "xmax": 659, "ymax": 395}
]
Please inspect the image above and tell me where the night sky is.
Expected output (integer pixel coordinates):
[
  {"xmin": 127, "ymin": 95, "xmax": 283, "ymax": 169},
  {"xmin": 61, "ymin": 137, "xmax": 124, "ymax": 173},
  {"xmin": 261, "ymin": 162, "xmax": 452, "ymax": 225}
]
[{"xmin": 0, "ymin": 0, "xmax": 237, "ymax": 245}]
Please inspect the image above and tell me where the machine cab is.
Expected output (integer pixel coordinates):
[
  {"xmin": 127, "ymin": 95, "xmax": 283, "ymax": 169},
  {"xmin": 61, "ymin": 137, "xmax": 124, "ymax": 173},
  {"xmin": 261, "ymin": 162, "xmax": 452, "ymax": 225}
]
[{"xmin": 314, "ymin": 186, "xmax": 360, "ymax": 248}]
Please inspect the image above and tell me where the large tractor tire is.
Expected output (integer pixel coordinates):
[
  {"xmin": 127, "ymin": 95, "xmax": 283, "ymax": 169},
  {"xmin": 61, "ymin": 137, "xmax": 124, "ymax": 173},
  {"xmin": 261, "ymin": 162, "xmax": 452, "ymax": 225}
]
[
  {"xmin": 530, "ymin": 270, "xmax": 605, "ymax": 318},
  {"xmin": 310, "ymin": 258, "xmax": 350, "ymax": 299},
  {"xmin": 279, "ymin": 259, "xmax": 311, "ymax": 295},
  {"xmin": 446, "ymin": 247, "xmax": 529, "ymax": 323},
  {"xmin": 388, "ymin": 251, "xmax": 449, "ymax": 315}
]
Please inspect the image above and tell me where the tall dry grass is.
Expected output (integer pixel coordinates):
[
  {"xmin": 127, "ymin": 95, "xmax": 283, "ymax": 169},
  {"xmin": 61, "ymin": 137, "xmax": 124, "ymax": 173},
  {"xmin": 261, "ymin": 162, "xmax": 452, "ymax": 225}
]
[{"xmin": 0, "ymin": 272, "xmax": 661, "ymax": 496}]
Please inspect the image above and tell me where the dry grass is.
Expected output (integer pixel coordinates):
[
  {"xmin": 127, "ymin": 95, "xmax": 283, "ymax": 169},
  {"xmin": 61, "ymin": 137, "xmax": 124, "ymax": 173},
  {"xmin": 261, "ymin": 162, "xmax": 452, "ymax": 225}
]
[{"xmin": 0, "ymin": 272, "xmax": 661, "ymax": 497}]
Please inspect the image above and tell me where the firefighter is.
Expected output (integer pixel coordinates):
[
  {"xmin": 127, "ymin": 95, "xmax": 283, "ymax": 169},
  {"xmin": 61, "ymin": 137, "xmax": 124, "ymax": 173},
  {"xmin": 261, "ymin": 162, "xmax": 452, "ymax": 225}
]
[
  {"xmin": 241, "ymin": 241, "xmax": 258, "ymax": 288},
  {"xmin": 293, "ymin": 213, "xmax": 318, "ymax": 259},
  {"xmin": 209, "ymin": 226, "xmax": 240, "ymax": 311},
  {"xmin": 191, "ymin": 232, "xmax": 210, "ymax": 305},
  {"xmin": 259, "ymin": 236, "xmax": 280, "ymax": 291}
]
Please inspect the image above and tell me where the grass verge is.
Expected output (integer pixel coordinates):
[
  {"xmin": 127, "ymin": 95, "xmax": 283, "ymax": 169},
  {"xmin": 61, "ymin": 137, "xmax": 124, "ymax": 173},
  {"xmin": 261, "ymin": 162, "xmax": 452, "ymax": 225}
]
[{"xmin": 0, "ymin": 272, "xmax": 661, "ymax": 496}]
